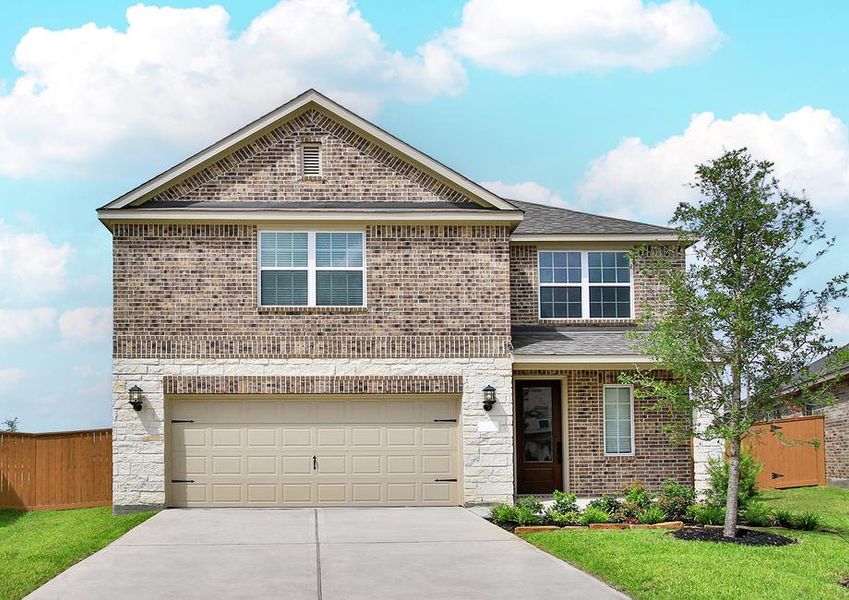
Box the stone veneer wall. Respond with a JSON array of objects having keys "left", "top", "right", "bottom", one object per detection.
[
  {"left": 516, "top": 369, "right": 693, "bottom": 494},
  {"left": 113, "top": 224, "right": 512, "bottom": 359},
  {"left": 510, "top": 244, "right": 686, "bottom": 327},
  {"left": 113, "top": 358, "right": 513, "bottom": 513}
]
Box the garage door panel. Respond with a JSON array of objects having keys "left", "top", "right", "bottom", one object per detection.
[{"left": 169, "top": 396, "right": 459, "bottom": 508}]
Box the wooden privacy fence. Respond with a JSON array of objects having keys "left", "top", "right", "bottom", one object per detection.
[
  {"left": 744, "top": 415, "right": 826, "bottom": 489},
  {"left": 0, "top": 429, "right": 112, "bottom": 510}
]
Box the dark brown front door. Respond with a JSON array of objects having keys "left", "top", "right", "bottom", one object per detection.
[{"left": 516, "top": 380, "right": 563, "bottom": 494}]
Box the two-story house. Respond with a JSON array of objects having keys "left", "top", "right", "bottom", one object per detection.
[{"left": 98, "top": 90, "right": 693, "bottom": 514}]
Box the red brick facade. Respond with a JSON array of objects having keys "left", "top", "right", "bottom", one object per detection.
[
  {"left": 516, "top": 369, "right": 693, "bottom": 494},
  {"left": 113, "top": 223, "right": 512, "bottom": 358},
  {"left": 163, "top": 375, "right": 463, "bottom": 396}
]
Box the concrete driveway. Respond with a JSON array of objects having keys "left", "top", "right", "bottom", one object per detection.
[{"left": 28, "top": 508, "right": 626, "bottom": 600}]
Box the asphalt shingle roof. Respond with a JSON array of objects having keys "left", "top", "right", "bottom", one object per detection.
[
  {"left": 509, "top": 199, "right": 678, "bottom": 236},
  {"left": 511, "top": 326, "right": 644, "bottom": 355}
]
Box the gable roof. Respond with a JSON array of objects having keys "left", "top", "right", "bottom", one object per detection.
[
  {"left": 99, "top": 89, "right": 519, "bottom": 213},
  {"left": 509, "top": 199, "right": 681, "bottom": 241}
]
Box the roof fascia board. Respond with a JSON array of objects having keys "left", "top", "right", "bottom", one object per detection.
[
  {"left": 101, "top": 90, "right": 517, "bottom": 212},
  {"left": 97, "top": 208, "right": 524, "bottom": 225},
  {"left": 512, "top": 354, "right": 657, "bottom": 366},
  {"left": 510, "top": 233, "right": 682, "bottom": 242}
]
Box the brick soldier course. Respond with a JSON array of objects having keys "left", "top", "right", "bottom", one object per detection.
[{"left": 100, "top": 89, "right": 699, "bottom": 513}]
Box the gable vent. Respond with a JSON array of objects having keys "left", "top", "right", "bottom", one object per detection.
[{"left": 302, "top": 144, "right": 321, "bottom": 177}]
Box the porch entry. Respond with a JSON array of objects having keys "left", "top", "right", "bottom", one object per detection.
[{"left": 515, "top": 380, "right": 563, "bottom": 494}]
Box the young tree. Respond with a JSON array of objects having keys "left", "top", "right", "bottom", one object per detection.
[
  {"left": 3, "top": 417, "right": 19, "bottom": 432},
  {"left": 624, "top": 148, "right": 849, "bottom": 538}
]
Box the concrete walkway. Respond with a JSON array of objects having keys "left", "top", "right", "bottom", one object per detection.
[{"left": 28, "top": 507, "right": 626, "bottom": 600}]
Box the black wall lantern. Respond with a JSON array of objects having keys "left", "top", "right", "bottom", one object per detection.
[
  {"left": 482, "top": 385, "right": 496, "bottom": 411},
  {"left": 128, "top": 385, "right": 143, "bottom": 411}
]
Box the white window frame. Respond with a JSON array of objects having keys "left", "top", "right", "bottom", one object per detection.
[
  {"left": 258, "top": 230, "right": 366, "bottom": 307},
  {"left": 537, "top": 249, "right": 634, "bottom": 321},
  {"left": 602, "top": 384, "right": 635, "bottom": 457}
]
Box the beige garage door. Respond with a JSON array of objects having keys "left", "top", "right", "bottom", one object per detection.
[{"left": 168, "top": 396, "right": 460, "bottom": 507}]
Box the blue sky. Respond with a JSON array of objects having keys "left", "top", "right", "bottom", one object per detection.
[{"left": 1, "top": 0, "right": 848, "bottom": 431}]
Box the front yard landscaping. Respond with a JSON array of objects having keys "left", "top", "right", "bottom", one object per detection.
[
  {"left": 514, "top": 486, "right": 849, "bottom": 599},
  {"left": 0, "top": 506, "right": 156, "bottom": 600}
]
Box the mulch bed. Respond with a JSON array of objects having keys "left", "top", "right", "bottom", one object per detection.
[{"left": 671, "top": 526, "right": 797, "bottom": 546}]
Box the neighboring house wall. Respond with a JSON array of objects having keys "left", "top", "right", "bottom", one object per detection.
[
  {"left": 821, "top": 381, "right": 849, "bottom": 481},
  {"left": 112, "top": 223, "right": 512, "bottom": 358},
  {"left": 510, "top": 244, "right": 685, "bottom": 327},
  {"left": 515, "top": 368, "right": 693, "bottom": 494}
]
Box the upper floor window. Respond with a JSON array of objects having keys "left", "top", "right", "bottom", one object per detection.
[
  {"left": 538, "top": 250, "right": 632, "bottom": 320},
  {"left": 259, "top": 231, "right": 364, "bottom": 307}
]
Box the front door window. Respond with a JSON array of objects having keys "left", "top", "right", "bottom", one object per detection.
[{"left": 522, "top": 387, "right": 553, "bottom": 462}]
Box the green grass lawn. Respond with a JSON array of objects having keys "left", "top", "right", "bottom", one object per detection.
[
  {"left": 760, "top": 486, "right": 849, "bottom": 532},
  {"left": 522, "top": 487, "right": 849, "bottom": 600},
  {"left": 0, "top": 506, "right": 156, "bottom": 600},
  {"left": 523, "top": 528, "right": 849, "bottom": 600}
]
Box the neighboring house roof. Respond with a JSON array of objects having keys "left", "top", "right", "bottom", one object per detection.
[
  {"left": 98, "top": 89, "right": 519, "bottom": 214},
  {"left": 780, "top": 344, "right": 849, "bottom": 395},
  {"left": 511, "top": 326, "right": 654, "bottom": 365},
  {"left": 509, "top": 199, "right": 681, "bottom": 241}
]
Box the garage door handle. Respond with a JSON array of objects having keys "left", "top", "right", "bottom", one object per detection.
[
  {"left": 171, "top": 479, "right": 195, "bottom": 483},
  {"left": 433, "top": 419, "right": 457, "bottom": 423},
  {"left": 313, "top": 455, "right": 318, "bottom": 471},
  {"left": 171, "top": 419, "right": 194, "bottom": 423},
  {"left": 434, "top": 478, "right": 457, "bottom": 482}
]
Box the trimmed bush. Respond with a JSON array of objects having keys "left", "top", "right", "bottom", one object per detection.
[
  {"left": 741, "top": 501, "right": 774, "bottom": 527},
  {"left": 545, "top": 508, "right": 581, "bottom": 526},
  {"left": 706, "top": 454, "right": 762, "bottom": 509},
  {"left": 580, "top": 506, "right": 612, "bottom": 525},
  {"left": 552, "top": 490, "right": 579, "bottom": 514},
  {"left": 690, "top": 503, "right": 725, "bottom": 526},
  {"left": 489, "top": 503, "right": 518, "bottom": 524},
  {"left": 637, "top": 506, "right": 666, "bottom": 525},
  {"left": 656, "top": 479, "right": 696, "bottom": 521},
  {"left": 514, "top": 496, "right": 543, "bottom": 525},
  {"left": 588, "top": 494, "right": 621, "bottom": 516}
]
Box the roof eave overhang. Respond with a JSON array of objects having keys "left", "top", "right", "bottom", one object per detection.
[
  {"left": 97, "top": 207, "right": 525, "bottom": 228},
  {"left": 510, "top": 233, "right": 682, "bottom": 243},
  {"left": 511, "top": 354, "right": 657, "bottom": 369},
  {"left": 100, "top": 90, "right": 518, "bottom": 213}
]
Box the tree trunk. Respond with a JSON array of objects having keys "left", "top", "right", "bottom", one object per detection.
[{"left": 723, "top": 434, "right": 741, "bottom": 538}]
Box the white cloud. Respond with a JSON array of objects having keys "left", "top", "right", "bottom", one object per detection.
[
  {"left": 0, "top": 0, "right": 467, "bottom": 177},
  {"left": 0, "top": 307, "right": 56, "bottom": 342},
  {"left": 0, "top": 368, "right": 25, "bottom": 386},
  {"left": 481, "top": 180, "right": 571, "bottom": 208},
  {"left": 441, "top": 0, "right": 722, "bottom": 75},
  {"left": 58, "top": 307, "right": 112, "bottom": 342},
  {"left": 821, "top": 308, "right": 849, "bottom": 347},
  {"left": 0, "top": 222, "right": 71, "bottom": 301},
  {"left": 578, "top": 107, "right": 849, "bottom": 222}
]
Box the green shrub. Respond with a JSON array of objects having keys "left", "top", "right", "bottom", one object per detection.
[
  {"left": 588, "top": 494, "right": 621, "bottom": 516},
  {"left": 689, "top": 503, "right": 725, "bottom": 526},
  {"left": 637, "top": 506, "right": 666, "bottom": 525},
  {"left": 545, "top": 508, "right": 581, "bottom": 526},
  {"left": 623, "top": 482, "right": 653, "bottom": 508},
  {"left": 552, "top": 490, "right": 579, "bottom": 514},
  {"left": 514, "top": 496, "right": 544, "bottom": 525},
  {"left": 773, "top": 509, "right": 795, "bottom": 528},
  {"left": 706, "top": 454, "right": 762, "bottom": 508},
  {"left": 489, "top": 503, "right": 518, "bottom": 523},
  {"left": 741, "top": 501, "right": 774, "bottom": 527},
  {"left": 580, "top": 506, "right": 612, "bottom": 525},
  {"left": 656, "top": 479, "right": 696, "bottom": 521},
  {"left": 789, "top": 511, "right": 821, "bottom": 531}
]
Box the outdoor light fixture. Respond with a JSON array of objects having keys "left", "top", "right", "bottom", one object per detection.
[
  {"left": 128, "top": 385, "right": 143, "bottom": 411},
  {"left": 482, "top": 385, "right": 496, "bottom": 411}
]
